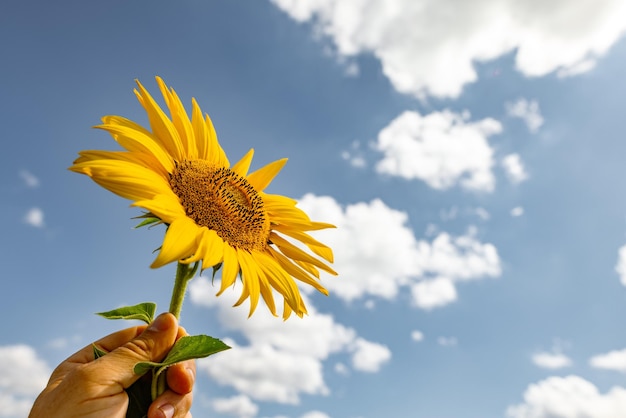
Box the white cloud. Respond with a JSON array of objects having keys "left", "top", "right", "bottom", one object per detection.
[
  {"left": 411, "top": 330, "right": 424, "bottom": 342},
  {"left": 615, "top": 245, "right": 626, "bottom": 286},
  {"left": 411, "top": 277, "right": 457, "bottom": 310},
  {"left": 23, "top": 207, "right": 44, "bottom": 228},
  {"left": 590, "top": 348, "right": 626, "bottom": 372},
  {"left": 511, "top": 207, "right": 525, "bottom": 217},
  {"left": 374, "top": 110, "right": 501, "bottom": 192},
  {"left": 506, "top": 375, "right": 626, "bottom": 418},
  {"left": 532, "top": 352, "right": 572, "bottom": 370},
  {"left": 202, "top": 341, "right": 329, "bottom": 405},
  {"left": 350, "top": 338, "right": 391, "bottom": 372},
  {"left": 271, "top": 0, "right": 626, "bottom": 99},
  {"left": 212, "top": 395, "right": 259, "bottom": 418},
  {"left": 506, "top": 99, "right": 544, "bottom": 133},
  {"left": 190, "top": 278, "right": 388, "bottom": 405},
  {"left": 502, "top": 153, "right": 529, "bottom": 184},
  {"left": 0, "top": 345, "right": 51, "bottom": 418},
  {"left": 19, "top": 170, "right": 39, "bottom": 188},
  {"left": 297, "top": 195, "right": 500, "bottom": 309}
]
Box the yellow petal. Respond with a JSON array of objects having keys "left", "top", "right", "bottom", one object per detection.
[
  {"left": 247, "top": 158, "right": 287, "bottom": 191},
  {"left": 190, "top": 97, "right": 229, "bottom": 166},
  {"left": 132, "top": 194, "right": 186, "bottom": 224},
  {"left": 70, "top": 160, "right": 171, "bottom": 201},
  {"left": 74, "top": 150, "right": 166, "bottom": 177},
  {"left": 272, "top": 226, "right": 334, "bottom": 263},
  {"left": 270, "top": 232, "right": 337, "bottom": 276},
  {"left": 231, "top": 149, "right": 254, "bottom": 178},
  {"left": 218, "top": 244, "right": 239, "bottom": 295},
  {"left": 235, "top": 249, "right": 261, "bottom": 317},
  {"left": 97, "top": 116, "right": 174, "bottom": 174},
  {"left": 267, "top": 247, "right": 329, "bottom": 295},
  {"left": 200, "top": 229, "right": 225, "bottom": 271},
  {"left": 156, "top": 78, "right": 197, "bottom": 160},
  {"left": 134, "top": 78, "right": 185, "bottom": 161},
  {"left": 151, "top": 217, "right": 199, "bottom": 268},
  {"left": 254, "top": 252, "right": 301, "bottom": 313}
]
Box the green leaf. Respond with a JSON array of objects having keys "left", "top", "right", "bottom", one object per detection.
[
  {"left": 93, "top": 344, "right": 108, "bottom": 359},
  {"left": 96, "top": 302, "right": 157, "bottom": 325},
  {"left": 134, "top": 335, "right": 230, "bottom": 375}
]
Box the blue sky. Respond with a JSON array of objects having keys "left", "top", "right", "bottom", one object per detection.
[{"left": 2, "top": 1, "right": 626, "bottom": 417}]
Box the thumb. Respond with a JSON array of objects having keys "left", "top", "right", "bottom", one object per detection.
[{"left": 94, "top": 313, "right": 179, "bottom": 390}]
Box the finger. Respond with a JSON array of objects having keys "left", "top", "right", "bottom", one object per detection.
[
  {"left": 64, "top": 325, "right": 146, "bottom": 365},
  {"left": 166, "top": 360, "right": 196, "bottom": 395},
  {"left": 86, "top": 313, "right": 179, "bottom": 390},
  {"left": 147, "top": 388, "right": 194, "bottom": 418}
]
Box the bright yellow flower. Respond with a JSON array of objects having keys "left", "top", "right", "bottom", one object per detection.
[{"left": 70, "top": 77, "right": 336, "bottom": 319}]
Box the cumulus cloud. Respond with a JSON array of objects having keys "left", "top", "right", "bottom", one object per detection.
[
  {"left": 506, "top": 99, "right": 544, "bottom": 133},
  {"left": 411, "top": 277, "right": 457, "bottom": 310},
  {"left": 0, "top": 345, "right": 50, "bottom": 418},
  {"left": 202, "top": 340, "right": 329, "bottom": 405},
  {"left": 23, "top": 207, "right": 44, "bottom": 228},
  {"left": 19, "top": 170, "right": 39, "bottom": 188},
  {"left": 212, "top": 395, "right": 258, "bottom": 418},
  {"left": 190, "top": 278, "right": 388, "bottom": 405},
  {"left": 298, "top": 195, "right": 500, "bottom": 310},
  {"left": 374, "top": 110, "right": 501, "bottom": 192},
  {"left": 501, "top": 154, "right": 529, "bottom": 184},
  {"left": 271, "top": 0, "right": 626, "bottom": 98},
  {"left": 506, "top": 375, "right": 626, "bottom": 418},
  {"left": 532, "top": 352, "right": 572, "bottom": 370},
  {"left": 351, "top": 338, "right": 392, "bottom": 372},
  {"left": 615, "top": 245, "right": 626, "bottom": 286},
  {"left": 590, "top": 348, "right": 626, "bottom": 372}
]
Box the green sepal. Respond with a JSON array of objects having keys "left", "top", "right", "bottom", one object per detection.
[
  {"left": 211, "top": 263, "right": 223, "bottom": 280},
  {"left": 96, "top": 302, "right": 157, "bottom": 325},
  {"left": 92, "top": 344, "right": 108, "bottom": 359},
  {"left": 133, "top": 212, "right": 162, "bottom": 229},
  {"left": 134, "top": 335, "right": 230, "bottom": 375},
  {"left": 135, "top": 217, "right": 162, "bottom": 228}
]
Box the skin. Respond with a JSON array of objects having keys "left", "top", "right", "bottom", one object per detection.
[{"left": 29, "top": 313, "right": 195, "bottom": 418}]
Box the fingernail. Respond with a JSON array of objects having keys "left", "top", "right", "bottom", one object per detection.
[
  {"left": 158, "top": 404, "right": 175, "bottom": 418},
  {"left": 148, "top": 313, "right": 171, "bottom": 332},
  {"left": 186, "top": 366, "right": 195, "bottom": 382}
]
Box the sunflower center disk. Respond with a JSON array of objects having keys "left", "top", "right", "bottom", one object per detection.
[{"left": 170, "top": 160, "right": 270, "bottom": 251}]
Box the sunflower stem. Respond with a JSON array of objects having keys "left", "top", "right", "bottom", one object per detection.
[
  {"left": 153, "top": 262, "right": 196, "bottom": 402},
  {"left": 169, "top": 262, "right": 194, "bottom": 320}
]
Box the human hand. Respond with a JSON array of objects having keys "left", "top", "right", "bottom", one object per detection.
[{"left": 29, "top": 313, "right": 195, "bottom": 418}]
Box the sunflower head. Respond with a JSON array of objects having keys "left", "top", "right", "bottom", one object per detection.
[{"left": 70, "top": 77, "right": 336, "bottom": 319}]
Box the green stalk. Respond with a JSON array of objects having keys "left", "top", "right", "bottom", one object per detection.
[
  {"left": 169, "top": 262, "right": 195, "bottom": 320},
  {"left": 152, "top": 261, "right": 197, "bottom": 401}
]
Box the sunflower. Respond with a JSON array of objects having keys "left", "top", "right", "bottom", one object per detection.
[{"left": 70, "top": 77, "right": 336, "bottom": 319}]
